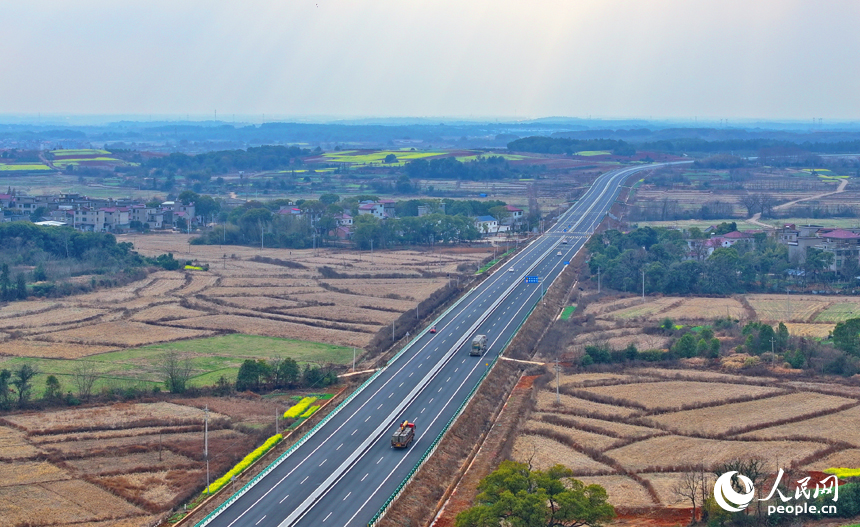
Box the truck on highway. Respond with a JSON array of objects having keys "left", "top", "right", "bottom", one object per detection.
[
  {"left": 391, "top": 421, "right": 415, "bottom": 448},
  {"left": 470, "top": 334, "right": 488, "bottom": 356}
]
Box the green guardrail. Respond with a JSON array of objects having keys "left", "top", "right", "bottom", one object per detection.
[
  {"left": 367, "top": 297, "right": 541, "bottom": 526},
  {"left": 475, "top": 248, "right": 516, "bottom": 275},
  {"left": 194, "top": 269, "right": 481, "bottom": 527}
]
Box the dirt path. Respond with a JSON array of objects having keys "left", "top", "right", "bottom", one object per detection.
[{"left": 746, "top": 178, "right": 848, "bottom": 229}]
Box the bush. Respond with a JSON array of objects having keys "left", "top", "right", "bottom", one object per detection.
[
  {"left": 204, "top": 433, "right": 282, "bottom": 494},
  {"left": 284, "top": 397, "right": 317, "bottom": 419}
]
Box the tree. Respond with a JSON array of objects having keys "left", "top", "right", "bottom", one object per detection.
[
  {"left": 833, "top": 318, "right": 860, "bottom": 356},
  {"left": 0, "top": 263, "right": 10, "bottom": 301},
  {"left": 672, "top": 334, "right": 698, "bottom": 358},
  {"left": 674, "top": 467, "right": 707, "bottom": 525},
  {"left": 12, "top": 364, "right": 38, "bottom": 406},
  {"left": 236, "top": 359, "right": 264, "bottom": 392},
  {"left": 383, "top": 153, "right": 398, "bottom": 164},
  {"left": 0, "top": 369, "right": 11, "bottom": 410},
  {"left": 44, "top": 375, "right": 62, "bottom": 400},
  {"left": 71, "top": 361, "right": 99, "bottom": 400},
  {"left": 195, "top": 195, "right": 220, "bottom": 223},
  {"left": 319, "top": 193, "right": 340, "bottom": 205},
  {"left": 157, "top": 351, "right": 193, "bottom": 393},
  {"left": 456, "top": 461, "right": 614, "bottom": 527},
  {"left": 15, "top": 274, "right": 26, "bottom": 300},
  {"left": 274, "top": 357, "right": 300, "bottom": 388}
]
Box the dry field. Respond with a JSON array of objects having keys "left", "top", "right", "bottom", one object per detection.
[
  {"left": 586, "top": 293, "right": 860, "bottom": 327},
  {"left": 513, "top": 369, "right": 860, "bottom": 512},
  {"left": 0, "top": 395, "right": 293, "bottom": 527},
  {"left": 0, "top": 233, "right": 487, "bottom": 361}
]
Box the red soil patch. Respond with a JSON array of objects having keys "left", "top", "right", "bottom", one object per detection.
[
  {"left": 613, "top": 507, "right": 694, "bottom": 526},
  {"left": 515, "top": 375, "right": 539, "bottom": 389}
]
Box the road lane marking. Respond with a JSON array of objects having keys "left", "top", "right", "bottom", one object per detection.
[
  {"left": 343, "top": 491, "right": 351, "bottom": 501},
  {"left": 256, "top": 515, "right": 266, "bottom": 525},
  {"left": 388, "top": 393, "right": 393, "bottom": 398},
  {"left": 351, "top": 429, "right": 357, "bottom": 435},
  {"left": 365, "top": 416, "right": 371, "bottom": 422},
  {"left": 279, "top": 494, "right": 290, "bottom": 503},
  {"left": 446, "top": 377, "right": 450, "bottom": 382},
  {"left": 324, "top": 512, "right": 332, "bottom": 522},
  {"left": 337, "top": 443, "right": 342, "bottom": 450},
  {"left": 408, "top": 372, "right": 413, "bottom": 377},
  {"left": 361, "top": 473, "right": 368, "bottom": 482},
  {"left": 399, "top": 382, "right": 403, "bottom": 387},
  {"left": 320, "top": 459, "right": 327, "bottom": 466},
  {"left": 377, "top": 456, "right": 384, "bottom": 464},
  {"left": 301, "top": 476, "right": 308, "bottom": 484}
]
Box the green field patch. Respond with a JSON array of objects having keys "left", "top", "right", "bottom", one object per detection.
[
  {"left": 0, "top": 163, "right": 52, "bottom": 171},
  {"left": 321, "top": 150, "right": 445, "bottom": 164},
  {"left": 51, "top": 149, "right": 110, "bottom": 156},
  {"left": 574, "top": 150, "right": 611, "bottom": 156},
  {"left": 815, "top": 303, "right": 860, "bottom": 323},
  {"left": 3, "top": 334, "right": 353, "bottom": 393},
  {"left": 560, "top": 306, "right": 577, "bottom": 320}
]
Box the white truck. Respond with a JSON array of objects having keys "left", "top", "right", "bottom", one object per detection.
[{"left": 470, "top": 334, "right": 488, "bottom": 356}]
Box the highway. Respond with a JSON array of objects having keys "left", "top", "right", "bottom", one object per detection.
[{"left": 198, "top": 163, "right": 677, "bottom": 527}]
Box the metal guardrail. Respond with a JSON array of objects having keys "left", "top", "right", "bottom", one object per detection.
[
  {"left": 194, "top": 269, "right": 484, "bottom": 527},
  {"left": 366, "top": 299, "right": 540, "bottom": 526},
  {"left": 365, "top": 173, "right": 629, "bottom": 526}
]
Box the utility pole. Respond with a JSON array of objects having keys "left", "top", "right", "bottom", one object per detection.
[
  {"left": 391, "top": 321, "right": 394, "bottom": 342},
  {"left": 598, "top": 266, "right": 601, "bottom": 294},
  {"left": 275, "top": 407, "right": 279, "bottom": 435},
  {"left": 204, "top": 406, "right": 210, "bottom": 494},
  {"left": 555, "top": 353, "right": 560, "bottom": 404}
]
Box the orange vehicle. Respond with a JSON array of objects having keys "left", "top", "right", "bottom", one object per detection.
[
  {"left": 391, "top": 421, "right": 415, "bottom": 448},
  {"left": 430, "top": 326, "right": 437, "bottom": 333}
]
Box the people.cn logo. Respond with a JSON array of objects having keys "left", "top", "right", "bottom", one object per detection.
[{"left": 714, "top": 471, "right": 756, "bottom": 512}]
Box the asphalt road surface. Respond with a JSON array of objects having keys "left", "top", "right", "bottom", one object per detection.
[{"left": 199, "top": 162, "right": 680, "bottom": 527}]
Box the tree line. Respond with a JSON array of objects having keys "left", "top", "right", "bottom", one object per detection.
[
  {"left": 586, "top": 225, "right": 795, "bottom": 295},
  {"left": 506, "top": 136, "right": 635, "bottom": 155}
]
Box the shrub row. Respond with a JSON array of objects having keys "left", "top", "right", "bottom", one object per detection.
[
  {"left": 284, "top": 397, "right": 317, "bottom": 419},
  {"left": 204, "top": 433, "right": 283, "bottom": 495}
]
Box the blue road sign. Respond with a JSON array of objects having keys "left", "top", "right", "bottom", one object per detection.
[{"left": 525, "top": 276, "right": 540, "bottom": 284}]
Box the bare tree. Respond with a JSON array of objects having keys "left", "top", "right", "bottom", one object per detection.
[
  {"left": 674, "top": 468, "right": 704, "bottom": 525},
  {"left": 71, "top": 361, "right": 99, "bottom": 400},
  {"left": 741, "top": 194, "right": 761, "bottom": 217},
  {"left": 157, "top": 351, "right": 194, "bottom": 394}
]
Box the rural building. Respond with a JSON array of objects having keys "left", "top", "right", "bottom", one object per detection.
[
  {"left": 475, "top": 215, "right": 498, "bottom": 234},
  {"left": 357, "top": 199, "right": 396, "bottom": 219}
]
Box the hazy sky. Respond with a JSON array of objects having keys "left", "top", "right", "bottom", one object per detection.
[{"left": 2, "top": 0, "right": 859, "bottom": 120}]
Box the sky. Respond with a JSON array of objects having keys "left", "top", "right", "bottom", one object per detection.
[{"left": 2, "top": 0, "right": 859, "bottom": 121}]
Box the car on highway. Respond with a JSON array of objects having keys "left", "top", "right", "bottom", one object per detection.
[
  {"left": 557, "top": 251, "right": 562, "bottom": 256},
  {"left": 508, "top": 267, "right": 515, "bottom": 272},
  {"left": 429, "top": 326, "right": 437, "bottom": 333}
]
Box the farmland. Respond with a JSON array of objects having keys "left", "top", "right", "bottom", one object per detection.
[
  {"left": 511, "top": 368, "right": 860, "bottom": 514},
  {"left": 0, "top": 396, "right": 310, "bottom": 526},
  {"left": 0, "top": 233, "right": 488, "bottom": 391},
  {"left": 577, "top": 293, "right": 860, "bottom": 348}
]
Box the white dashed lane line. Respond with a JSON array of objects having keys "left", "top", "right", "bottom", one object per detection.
[
  {"left": 324, "top": 512, "right": 332, "bottom": 522},
  {"left": 301, "top": 476, "right": 308, "bottom": 484},
  {"left": 256, "top": 515, "right": 266, "bottom": 525},
  {"left": 279, "top": 494, "right": 290, "bottom": 504}
]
